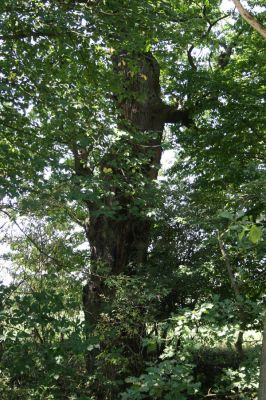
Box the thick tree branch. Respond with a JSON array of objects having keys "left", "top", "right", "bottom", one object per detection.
[
  {"left": 232, "top": 0, "right": 266, "bottom": 39},
  {"left": 162, "top": 104, "right": 193, "bottom": 127},
  {"left": 187, "top": 45, "right": 197, "bottom": 70}
]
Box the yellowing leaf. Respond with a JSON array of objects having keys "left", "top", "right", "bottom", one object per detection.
[
  {"left": 103, "top": 167, "right": 113, "bottom": 174},
  {"left": 118, "top": 59, "right": 126, "bottom": 67},
  {"left": 249, "top": 224, "right": 261, "bottom": 244},
  {"left": 8, "top": 72, "right": 17, "bottom": 81},
  {"left": 140, "top": 73, "right": 148, "bottom": 80}
]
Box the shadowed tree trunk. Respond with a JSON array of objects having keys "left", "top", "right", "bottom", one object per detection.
[{"left": 74, "top": 51, "right": 191, "bottom": 393}]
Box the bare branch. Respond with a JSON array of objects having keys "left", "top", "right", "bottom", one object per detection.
[
  {"left": 0, "top": 209, "right": 67, "bottom": 271},
  {"left": 186, "top": 12, "right": 230, "bottom": 70},
  {"left": 232, "top": 0, "right": 266, "bottom": 39},
  {"left": 187, "top": 45, "right": 197, "bottom": 70}
]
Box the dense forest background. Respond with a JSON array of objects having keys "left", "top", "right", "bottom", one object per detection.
[{"left": 0, "top": 0, "right": 265, "bottom": 399}]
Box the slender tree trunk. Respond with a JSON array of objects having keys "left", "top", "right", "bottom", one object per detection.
[
  {"left": 232, "top": 0, "right": 266, "bottom": 39},
  {"left": 218, "top": 233, "right": 246, "bottom": 357},
  {"left": 258, "top": 312, "right": 266, "bottom": 400}
]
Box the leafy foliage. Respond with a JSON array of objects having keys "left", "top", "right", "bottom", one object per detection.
[{"left": 0, "top": 0, "right": 265, "bottom": 399}]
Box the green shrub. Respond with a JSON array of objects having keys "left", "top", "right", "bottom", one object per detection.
[{"left": 121, "top": 360, "right": 201, "bottom": 400}]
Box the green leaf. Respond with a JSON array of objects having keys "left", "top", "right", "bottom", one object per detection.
[
  {"left": 218, "top": 211, "right": 234, "bottom": 220},
  {"left": 238, "top": 228, "right": 246, "bottom": 241},
  {"left": 248, "top": 225, "right": 261, "bottom": 244}
]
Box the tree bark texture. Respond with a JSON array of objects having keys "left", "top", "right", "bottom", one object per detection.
[
  {"left": 75, "top": 51, "right": 190, "bottom": 387},
  {"left": 232, "top": 0, "right": 266, "bottom": 39},
  {"left": 82, "top": 53, "right": 163, "bottom": 376}
]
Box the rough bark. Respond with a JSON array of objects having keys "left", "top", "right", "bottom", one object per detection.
[
  {"left": 81, "top": 53, "right": 162, "bottom": 377},
  {"left": 76, "top": 51, "right": 190, "bottom": 391}
]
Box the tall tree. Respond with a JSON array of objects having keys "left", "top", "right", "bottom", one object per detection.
[{"left": 0, "top": 1, "right": 265, "bottom": 398}]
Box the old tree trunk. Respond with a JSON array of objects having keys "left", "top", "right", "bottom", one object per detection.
[{"left": 73, "top": 51, "right": 190, "bottom": 388}]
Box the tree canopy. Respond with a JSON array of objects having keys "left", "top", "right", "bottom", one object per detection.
[{"left": 0, "top": 1, "right": 265, "bottom": 399}]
